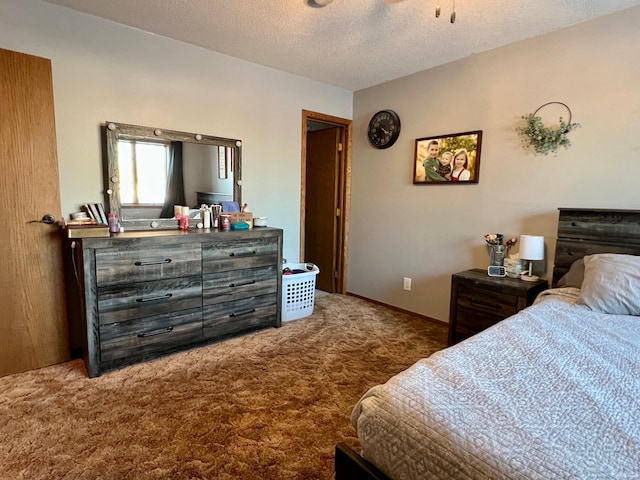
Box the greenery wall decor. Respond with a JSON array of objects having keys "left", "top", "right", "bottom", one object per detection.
[{"left": 516, "top": 102, "right": 580, "bottom": 155}]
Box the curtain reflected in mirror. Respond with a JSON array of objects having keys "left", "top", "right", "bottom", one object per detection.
[
  {"left": 105, "top": 122, "right": 242, "bottom": 231},
  {"left": 160, "top": 142, "right": 185, "bottom": 218}
]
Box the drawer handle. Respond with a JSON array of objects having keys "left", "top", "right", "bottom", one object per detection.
[
  {"left": 137, "top": 327, "right": 174, "bottom": 338},
  {"left": 136, "top": 293, "right": 173, "bottom": 303},
  {"left": 470, "top": 298, "right": 501, "bottom": 310},
  {"left": 134, "top": 259, "right": 172, "bottom": 266},
  {"left": 229, "top": 250, "right": 257, "bottom": 258},
  {"left": 229, "top": 280, "right": 256, "bottom": 288},
  {"left": 230, "top": 308, "right": 256, "bottom": 318}
]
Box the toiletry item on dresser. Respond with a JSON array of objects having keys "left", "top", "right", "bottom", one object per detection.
[
  {"left": 231, "top": 222, "right": 250, "bottom": 230},
  {"left": 253, "top": 217, "right": 268, "bottom": 228},
  {"left": 108, "top": 213, "right": 120, "bottom": 233},
  {"left": 212, "top": 204, "right": 221, "bottom": 229},
  {"left": 201, "top": 204, "right": 211, "bottom": 229},
  {"left": 180, "top": 206, "right": 190, "bottom": 231}
]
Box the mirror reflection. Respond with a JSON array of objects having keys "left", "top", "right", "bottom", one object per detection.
[{"left": 105, "top": 122, "right": 242, "bottom": 230}]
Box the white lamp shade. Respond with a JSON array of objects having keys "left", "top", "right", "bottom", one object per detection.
[{"left": 519, "top": 235, "right": 545, "bottom": 260}]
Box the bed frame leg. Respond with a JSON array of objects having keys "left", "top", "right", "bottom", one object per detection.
[{"left": 335, "top": 442, "right": 392, "bottom": 480}]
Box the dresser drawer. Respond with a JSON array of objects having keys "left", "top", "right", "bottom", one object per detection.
[
  {"left": 456, "top": 284, "right": 517, "bottom": 317},
  {"left": 203, "top": 265, "right": 278, "bottom": 306},
  {"left": 95, "top": 244, "right": 202, "bottom": 286},
  {"left": 97, "top": 276, "right": 202, "bottom": 325},
  {"left": 455, "top": 308, "right": 503, "bottom": 336},
  {"left": 99, "top": 308, "right": 202, "bottom": 362},
  {"left": 203, "top": 294, "right": 277, "bottom": 339},
  {"left": 203, "top": 238, "right": 278, "bottom": 273}
]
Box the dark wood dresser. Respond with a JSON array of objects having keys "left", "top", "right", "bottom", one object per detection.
[
  {"left": 448, "top": 268, "right": 548, "bottom": 346},
  {"left": 68, "top": 228, "right": 282, "bottom": 377}
]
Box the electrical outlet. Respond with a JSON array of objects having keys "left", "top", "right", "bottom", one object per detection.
[{"left": 403, "top": 277, "right": 412, "bottom": 291}]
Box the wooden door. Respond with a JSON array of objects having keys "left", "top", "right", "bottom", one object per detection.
[
  {"left": 0, "top": 48, "right": 69, "bottom": 377},
  {"left": 305, "top": 127, "right": 340, "bottom": 293}
]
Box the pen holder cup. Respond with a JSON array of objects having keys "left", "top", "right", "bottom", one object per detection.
[{"left": 488, "top": 245, "right": 507, "bottom": 266}]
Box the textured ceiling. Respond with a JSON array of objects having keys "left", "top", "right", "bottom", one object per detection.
[{"left": 41, "top": 0, "right": 640, "bottom": 91}]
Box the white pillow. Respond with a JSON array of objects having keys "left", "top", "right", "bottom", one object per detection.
[{"left": 577, "top": 254, "right": 640, "bottom": 316}]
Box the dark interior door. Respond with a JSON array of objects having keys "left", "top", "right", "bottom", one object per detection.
[{"left": 305, "top": 127, "right": 340, "bottom": 293}]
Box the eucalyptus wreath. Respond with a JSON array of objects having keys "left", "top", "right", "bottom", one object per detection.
[{"left": 516, "top": 102, "right": 580, "bottom": 155}]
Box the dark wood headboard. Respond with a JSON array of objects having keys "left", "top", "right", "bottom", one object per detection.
[{"left": 553, "top": 208, "right": 640, "bottom": 286}]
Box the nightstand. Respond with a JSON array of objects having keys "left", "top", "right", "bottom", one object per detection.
[{"left": 448, "top": 268, "right": 548, "bottom": 346}]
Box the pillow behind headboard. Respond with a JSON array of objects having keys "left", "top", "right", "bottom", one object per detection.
[{"left": 557, "top": 258, "right": 585, "bottom": 288}]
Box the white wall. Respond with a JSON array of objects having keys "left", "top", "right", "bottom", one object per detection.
[
  {"left": 0, "top": 0, "right": 352, "bottom": 263},
  {"left": 350, "top": 6, "right": 640, "bottom": 322},
  {"left": 4, "top": 1, "right": 640, "bottom": 324}
]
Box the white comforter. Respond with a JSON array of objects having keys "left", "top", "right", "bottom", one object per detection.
[{"left": 351, "top": 289, "right": 640, "bottom": 479}]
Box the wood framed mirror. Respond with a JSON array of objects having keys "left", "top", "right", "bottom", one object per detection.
[{"left": 104, "top": 121, "right": 242, "bottom": 231}]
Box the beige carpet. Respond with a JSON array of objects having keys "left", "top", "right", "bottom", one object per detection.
[{"left": 0, "top": 294, "right": 447, "bottom": 480}]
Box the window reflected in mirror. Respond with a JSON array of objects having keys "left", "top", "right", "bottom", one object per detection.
[{"left": 118, "top": 139, "right": 169, "bottom": 206}]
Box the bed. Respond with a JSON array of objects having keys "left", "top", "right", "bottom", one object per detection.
[{"left": 336, "top": 208, "right": 640, "bottom": 480}]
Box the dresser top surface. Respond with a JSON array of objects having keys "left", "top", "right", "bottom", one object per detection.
[
  {"left": 73, "top": 227, "right": 282, "bottom": 247},
  {"left": 453, "top": 268, "right": 548, "bottom": 291}
]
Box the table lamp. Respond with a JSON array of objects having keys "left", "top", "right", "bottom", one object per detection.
[{"left": 519, "top": 235, "right": 544, "bottom": 281}]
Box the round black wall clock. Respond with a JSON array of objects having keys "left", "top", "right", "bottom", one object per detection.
[{"left": 367, "top": 109, "right": 401, "bottom": 149}]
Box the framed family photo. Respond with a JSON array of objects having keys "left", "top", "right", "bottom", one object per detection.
[{"left": 413, "top": 130, "right": 482, "bottom": 184}]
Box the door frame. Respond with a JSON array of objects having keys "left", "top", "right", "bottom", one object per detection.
[{"left": 300, "top": 110, "right": 352, "bottom": 294}]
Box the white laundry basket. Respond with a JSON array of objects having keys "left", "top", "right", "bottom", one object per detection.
[{"left": 281, "top": 263, "right": 320, "bottom": 321}]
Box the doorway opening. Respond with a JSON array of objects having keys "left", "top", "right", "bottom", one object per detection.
[{"left": 300, "top": 110, "right": 352, "bottom": 294}]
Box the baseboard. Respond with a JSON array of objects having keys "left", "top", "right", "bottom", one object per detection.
[{"left": 345, "top": 292, "right": 446, "bottom": 327}]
